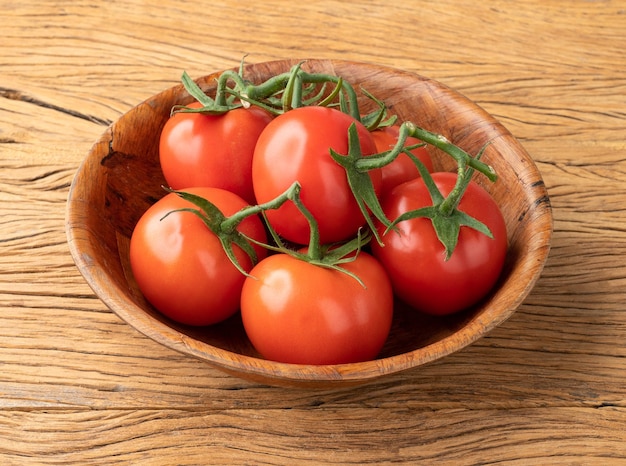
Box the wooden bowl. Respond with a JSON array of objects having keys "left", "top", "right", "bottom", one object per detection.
[{"left": 66, "top": 59, "right": 552, "bottom": 388}]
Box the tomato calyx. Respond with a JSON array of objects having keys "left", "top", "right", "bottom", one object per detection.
[
  {"left": 329, "top": 123, "right": 392, "bottom": 245},
  {"left": 348, "top": 120, "right": 498, "bottom": 259},
  {"left": 261, "top": 225, "right": 373, "bottom": 288},
  {"left": 242, "top": 181, "right": 373, "bottom": 286},
  {"left": 327, "top": 116, "right": 499, "bottom": 251},
  {"left": 160, "top": 188, "right": 260, "bottom": 275},
  {"left": 162, "top": 183, "right": 302, "bottom": 276},
  {"left": 172, "top": 71, "right": 235, "bottom": 115},
  {"left": 385, "top": 143, "right": 495, "bottom": 261},
  {"left": 162, "top": 181, "right": 371, "bottom": 284}
]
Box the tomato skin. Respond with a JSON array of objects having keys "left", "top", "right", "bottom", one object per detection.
[
  {"left": 159, "top": 102, "right": 273, "bottom": 204},
  {"left": 240, "top": 252, "right": 394, "bottom": 365},
  {"left": 371, "top": 172, "right": 507, "bottom": 315},
  {"left": 371, "top": 125, "right": 434, "bottom": 195},
  {"left": 129, "top": 187, "right": 267, "bottom": 326},
  {"left": 252, "top": 106, "right": 381, "bottom": 245}
]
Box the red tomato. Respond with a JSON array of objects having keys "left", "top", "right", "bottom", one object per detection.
[
  {"left": 371, "top": 125, "right": 434, "bottom": 195},
  {"left": 252, "top": 106, "right": 381, "bottom": 245},
  {"left": 371, "top": 172, "right": 507, "bottom": 315},
  {"left": 129, "top": 187, "right": 267, "bottom": 326},
  {"left": 240, "top": 251, "right": 394, "bottom": 365},
  {"left": 159, "top": 101, "right": 273, "bottom": 204}
]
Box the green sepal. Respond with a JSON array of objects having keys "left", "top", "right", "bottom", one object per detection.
[
  {"left": 385, "top": 163, "right": 494, "bottom": 260},
  {"left": 302, "top": 82, "right": 330, "bottom": 106},
  {"left": 281, "top": 62, "right": 305, "bottom": 112},
  {"left": 308, "top": 228, "right": 372, "bottom": 288},
  {"left": 240, "top": 195, "right": 374, "bottom": 288},
  {"left": 433, "top": 208, "right": 493, "bottom": 260},
  {"left": 359, "top": 87, "right": 398, "bottom": 131},
  {"left": 161, "top": 188, "right": 258, "bottom": 276},
  {"left": 329, "top": 123, "right": 393, "bottom": 245},
  {"left": 168, "top": 71, "right": 235, "bottom": 115},
  {"left": 181, "top": 71, "right": 215, "bottom": 107},
  {"left": 317, "top": 78, "right": 343, "bottom": 107}
]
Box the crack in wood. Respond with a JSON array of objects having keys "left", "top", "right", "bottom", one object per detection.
[{"left": 0, "top": 86, "right": 112, "bottom": 126}]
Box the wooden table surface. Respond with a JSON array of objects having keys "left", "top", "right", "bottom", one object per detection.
[{"left": 2, "top": 0, "right": 625, "bottom": 464}]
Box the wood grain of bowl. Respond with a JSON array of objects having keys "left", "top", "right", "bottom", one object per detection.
[{"left": 65, "top": 59, "right": 553, "bottom": 388}]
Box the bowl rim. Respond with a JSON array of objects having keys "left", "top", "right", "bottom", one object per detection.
[{"left": 65, "top": 58, "right": 553, "bottom": 387}]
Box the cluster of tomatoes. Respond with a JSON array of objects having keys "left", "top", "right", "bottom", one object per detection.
[{"left": 129, "top": 64, "right": 507, "bottom": 365}]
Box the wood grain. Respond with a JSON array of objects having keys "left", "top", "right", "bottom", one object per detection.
[
  {"left": 1, "top": 408, "right": 625, "bottom": 464},
  {"left": 1, "top": 0, "right": 625, "bottom": 463}
]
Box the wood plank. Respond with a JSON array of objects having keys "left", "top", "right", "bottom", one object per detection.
[
  {"left": 0, "top": 407, "right": 624, "bottom": 464},
  {"left": 1, "top": 0, "right": 626, "bottom": 462}
]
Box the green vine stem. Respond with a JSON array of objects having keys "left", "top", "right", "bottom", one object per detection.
[
  {"left": 164, "top": 182, "right": 371, "bottom": 284},
  {"left": 355, "top": 122, "right": 496, "bottom": 182},
  {"left": 162, "top": 183, "right": 302, "bottom": 276},
  {"left": 251, "top": 214, "right": 372, "bottom": 288},
  {"left": 330, "top": 119, "right": 498, "bottom": 257},
  {"left": 167, "top": 61, "right": 500, "bottom": 262},
  {"left": 172, "top": 61, "right": 368, "bottom": 120}
]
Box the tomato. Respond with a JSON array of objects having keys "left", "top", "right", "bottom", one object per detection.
[
  {"left": 371, "top": 125, "right": 434, "bottom": 195},
  {"left": 371, "top": 172, "right": 507, "bottom": 315},
  {"left": 240, "top": 251, "right": 394, "bottom": 365},
  {"left": 159, "top": 101, "right": 273, "bottom": 204},
  {"left": 252, "top": 106, "right": 381, "bottom": 245},
  {"left": 129, "top": 187, "right": 267, "bottom": 326}
]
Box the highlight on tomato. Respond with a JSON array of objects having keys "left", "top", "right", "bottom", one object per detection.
[
  {"left": 129, "top": 186, "right": 267, "bottom": 326},
  {"left": 240, "top": 250, "right": 394, "bottom": 365},
  {"left": 252, "top": 105, "right": 382, "bottom": 245},
  {"left": 159, "top": 101, "right": 273, "bottom": 204}
]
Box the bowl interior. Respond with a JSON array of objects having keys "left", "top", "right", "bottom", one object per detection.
[{"left": 66, "top": 59, "right": 552, "bottom": 388}]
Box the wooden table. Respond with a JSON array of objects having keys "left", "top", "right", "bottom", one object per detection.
[{"left": 2, "top": 0, "right": 625, "bottom": 463}]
